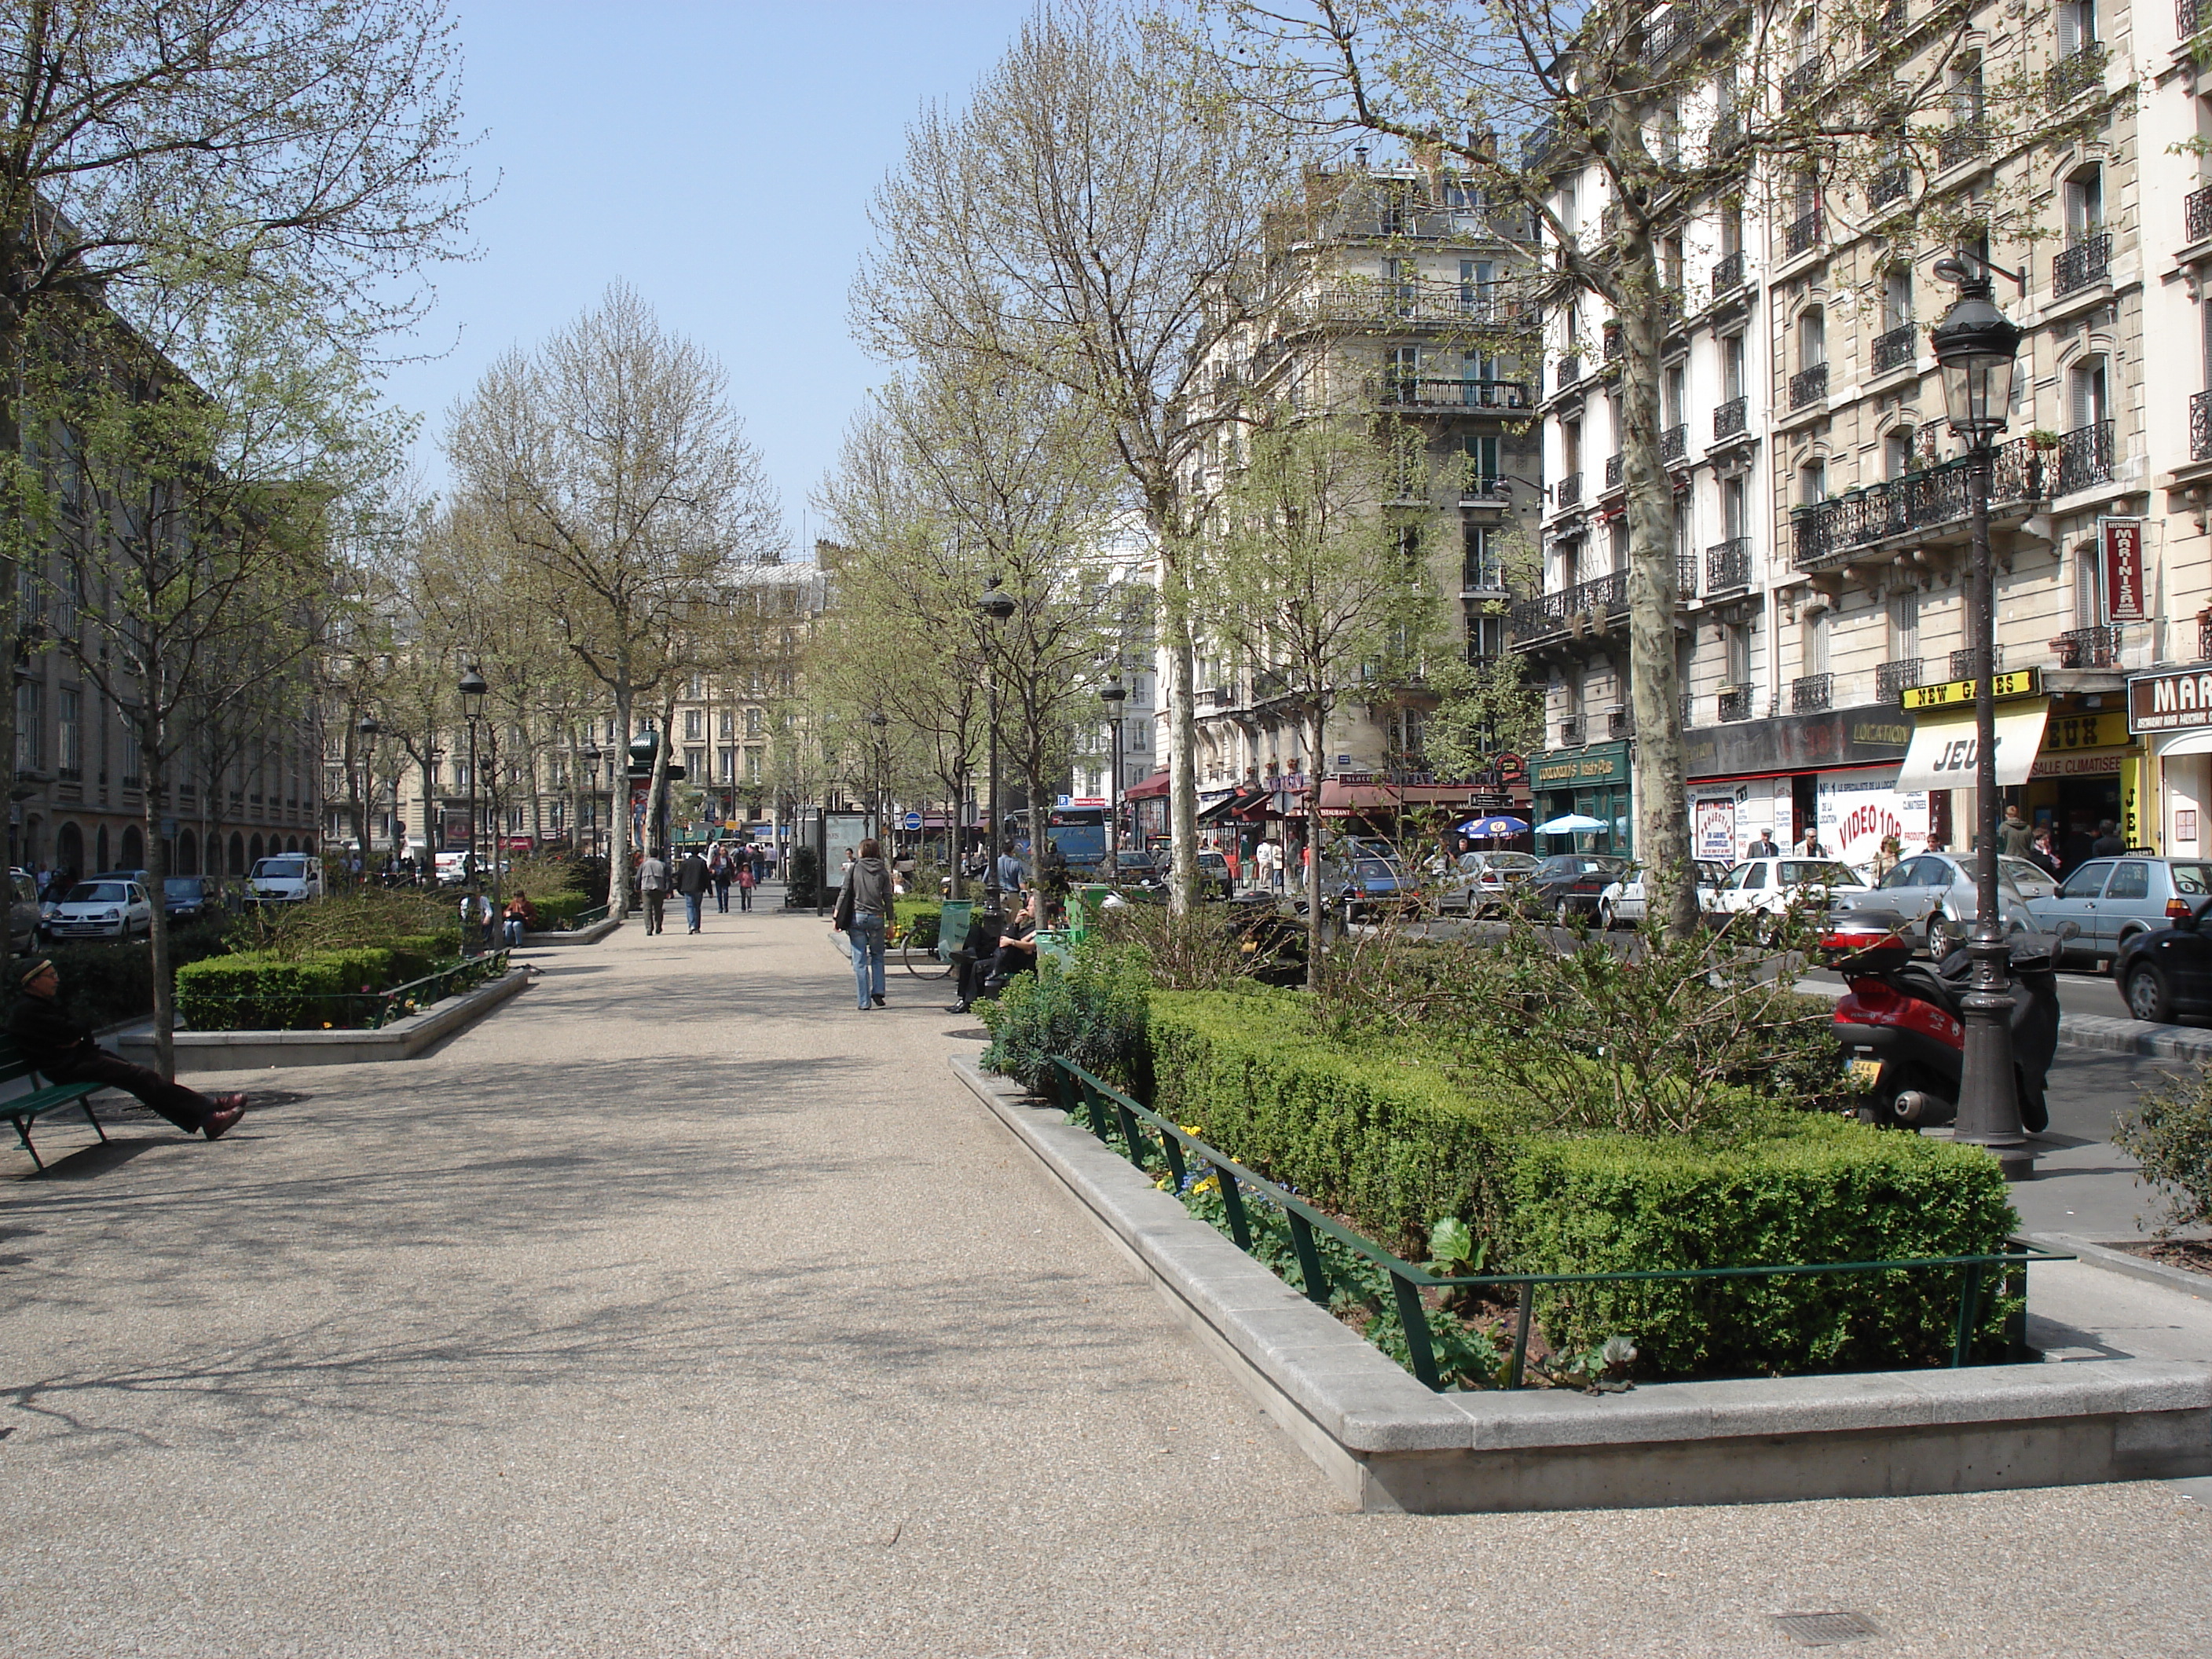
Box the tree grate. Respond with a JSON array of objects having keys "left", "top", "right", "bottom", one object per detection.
[{"left": 1774, "top": 1610, "right": 1883, "bottom": 1646}]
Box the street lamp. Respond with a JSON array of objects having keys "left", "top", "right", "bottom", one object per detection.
[
  {"left": 584, "top": 745, "right": 603, "bottom": 858},
  {"left": 356, "top": 714, "right": 380, "bottom": 882},
  {"left": 977, "top": 577, "right": 1017, "bottom": 893},
  {"left": 1930, "top": 255, "right": 2030, "bottom": 1180},
  {"left": 1099, "top": 679, "right": 1127, "bottom": 878},
  {"left": 458, "top": 664, "right": 488, "bottom": 899}
]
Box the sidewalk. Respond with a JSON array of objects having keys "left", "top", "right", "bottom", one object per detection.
[{"left": 0, "top": 906, "right": 2207, "bottom": 1656}]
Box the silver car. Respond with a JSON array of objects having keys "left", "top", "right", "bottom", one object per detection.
[
  {"left": 1431, "top": 850, "right": 1542, "bottom": 917},
  {"left": 1829, "top": 851, "right": 2057, "bottom": 951},
  {"left": 2023, "top": 855, "right": 2212, "bottom": 967}
]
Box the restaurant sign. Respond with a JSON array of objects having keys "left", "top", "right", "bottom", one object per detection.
[{"left": 2130, "top": 667, "right": 2212, "bottom": 734}]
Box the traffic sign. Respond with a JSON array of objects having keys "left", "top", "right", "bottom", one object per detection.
[{"left": 901, "top": 811, "right": 924, "bottom": 832}]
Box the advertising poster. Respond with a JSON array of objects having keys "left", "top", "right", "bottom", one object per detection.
[
  {"left": 1693, "top": 794, "right": 1737, "bottom": 861},
  {"left": 1816, "top": 771, "right": 1928, "bottom": 872}
]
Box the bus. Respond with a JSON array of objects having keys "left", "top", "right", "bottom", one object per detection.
[{"left": 1006, "top": 805, "right": 1110, "bottom": 872}]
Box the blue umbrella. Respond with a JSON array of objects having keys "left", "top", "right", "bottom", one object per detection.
[{"left": 1458, "top": 815, "right": 1529, "bottom": 837}]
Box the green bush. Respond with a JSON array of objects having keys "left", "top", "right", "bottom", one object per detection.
[
  {"left": 526, "top": 892, "right": 599, "bottom": 930},
  {"left": 977, "top": 939, "right": 1151, "bottom": 1093},
  {"left": 893, "top": 898, "right": 942, "bottom": 949},
  {"left": 2115, "top": 1067, "right": 2212, "bottom": 1234},
  {"left": 787, "top": 847, "right": 820, "bottom": 906},
  {"left": 176, "top": 947, "right": 401, "bottom": 1031},
  {"left": 0, "top": 924, "right": 233, "bottom": 1033}
]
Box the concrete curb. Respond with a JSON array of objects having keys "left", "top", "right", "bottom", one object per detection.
[
  {"left": 951, "top": 1055, "right": 2212, "bottom": 1513},
  {"left": 2026, "top": 1231, "right": 2212, "bottom": 1302},
  {"left": 521, "top": 914, "right": 621, "bottom": 947},
  {"left": 115, "top": 968, "right": 533, "bottom": 1071},
  {"left": 1793, "top": 976, "right": 2212, "bottom": 1060}
]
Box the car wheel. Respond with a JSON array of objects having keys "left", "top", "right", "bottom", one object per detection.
[
  {"left": 2126, "top": 964, "right": 2174, "bottom": 1024},
  {"left": 1753, "top": 910, "right": 1781, "bottom": 947},
  {"left": 1597, "top": 899, "right": 1616, "bottom": 930}
]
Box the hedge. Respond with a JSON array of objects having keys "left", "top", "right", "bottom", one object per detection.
[
  {"left": 1143, "top": 988, "right": 2019, "bottom": 1379},
  {"left": 527, "top": 892, "right": 599, "bottom": 929},
  {"left": 176, "top": 948, "right": 404, "bottom": 1031}
]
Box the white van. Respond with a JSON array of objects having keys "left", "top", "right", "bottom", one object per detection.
[{"left": 247, "top": 852, "right": 323, "bottom": 904}]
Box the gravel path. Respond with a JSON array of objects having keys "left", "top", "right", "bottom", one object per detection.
[{"left": 0, "top": 902, "right": 2207, "bottom": 1657}]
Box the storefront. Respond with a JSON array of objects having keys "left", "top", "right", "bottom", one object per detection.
[
  {"left": 2130, "top": 667, "right": 2212, "bottom": 857},
  {"left": 1682, "top": 709, "right": 1912, "bottom": 864},
  {"left": 1531, "top": 741, "right": 1632, "bottom": 854}
]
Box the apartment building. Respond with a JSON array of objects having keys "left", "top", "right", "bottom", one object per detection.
[
  {"left": 1522, "top": 0, "right": 2185, "bottom": 869},
  {"left": 1176, "top": 156, "right": 1545, "bottom": 839}
]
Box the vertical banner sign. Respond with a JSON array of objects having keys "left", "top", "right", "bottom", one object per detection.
[{"left": 2100, "top": 517, "right": 2147, "bottom": 624}]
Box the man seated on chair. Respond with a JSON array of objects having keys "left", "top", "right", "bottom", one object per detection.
[
  {"left": 947, "top": 893, "right": 1038, "bottom": 1013},
  {"left": 8, "top": 960, "right": 247, "bottom": 1141}
]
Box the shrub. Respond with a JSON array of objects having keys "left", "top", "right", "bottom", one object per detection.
[
  {"left": 977, "top": 939, "right": 1152, "bottom": 1093},
  {"left": 787, "top": 847, "right": 820, "bottom": 906},
  {"left": 176, "top": 947, "right": 403, "bottom": 1031},
  {"left": 527, "top": 892, "right": 600, "bottom": 930},
  {"left": 0, "top": 924, "right": 233, "bottom": 1034},
  {"left": 2115, "top": 1067, "right": 2212, "bottom": 1234},
  {"left": 235, "top": 889, "right": 452, "bottom": 958},
  {"left": 893, "top": 898, "right": 942, "bottom": 950}
]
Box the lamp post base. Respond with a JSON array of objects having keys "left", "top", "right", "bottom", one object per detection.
[{"left": 1954, "top": 925, "right": 2034, "bottom": 1181}]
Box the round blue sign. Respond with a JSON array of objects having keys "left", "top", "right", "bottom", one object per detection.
[{"left": 901, "top": 811, "right": 924, "bottom": 831}]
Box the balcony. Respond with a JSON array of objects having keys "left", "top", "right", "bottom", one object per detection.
[
  {"left": 1788, "top": 361, "right": 1829, "bottom": 410},
  {"left": 1871, "top": 323, "right": 1917, "bottom": 374},
  {"left": 2192, "top": 186, "right": 2212, "bottom": 247},
  {"left": 2051, "top": 232, "right": 2111, "bottom": 299},
  {"left": 1782, "top": 210, "right": 1822, "bottom": 259},
  {"left": 1948, "top": 646, "right": 2003, "bottom": 679},
  {"left": 1604, "top": 453, "right": 1624, "bottom": 491},
  {"left": 1460, "top": 471, "right": 1512, "bottom": 504},
  {"left": 1708, "top": 112, "right": 1744, "bottom": 159},
  {"left": 2185, "top": 0, "right": 2207, "bottom": 38},
  {"left": 1706, "top": 537, "right": 1752, "bottom": 591},
  {"left": 1936, "top": 125, "right": 1987, "bottom": 172},
  {"left": 1507, "top": 570, "right": 1628, "bottom": 640},
  {"left": 2202, "top": 609, "right": 2212, "bottom": 663},
  {"left": 1558, "top": 355, "right": 1582, "bottom": 388},
  {"left": 1607, "top": 707, "right": 1634, "bottom": 739},
  {"left": 1718, "top": 684, "right": 1755, "bottom": 722},
  {"left": 1558, "top": 716, "right": 1585, "bottom": 747},
  {"left": 2053, "top": 625, "right": 2122, "bottom": 668},
  {"left": 1555, "top": 471, "right": 1583, "bottom": 507},
  {"left": 1710, "top": 250, "right": 1746, "bottom": 296},
  {"left": 1868, "top": 167, "right": 1910, "bottom": 211},
  {"left": 1679, "top": 692, "right": 1697, "bottom": 728},
  {"left": 1783, "top": 61, "right": 1822, "bottom": 107},
  {"left": 1207, "top": 686, "right": 1241, "bottom": 707},
  {"left": 1603, "top": 323, "right": 1623, "bottom": 361},
  {"left": 2194, "top": 390, "right": 2212, "bottom": 462},
  {"left": 1792, "top": 433, "right": 2056, "bottom": 569},
  {"left": 1713, "top": 395, "right": 1749, "bottom": 439},
  {"left": 2046, "top": 42, "right": 2108, "bottom": 108},
  {"left": 1659, "top": 423, "right": 1687, "bottom": 462},
  {"left": 2052, "top": 420, "right": 2114, "bottom": 496},
  {"left": 1678, "top": 551, "right": 1699, "bottom": 599},
  {"left": 1379, "top": 378, "right": 1534, "bottom": 412},
  {"left": 1791, "top": 674, "right": 1833, "bottom": 714},
  {"left": 1876, "top": 659, "right": 1924, "bottom": 701}
]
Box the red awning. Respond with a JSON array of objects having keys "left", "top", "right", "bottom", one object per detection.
[
  {"left": 1317, "top": 780, "right": 1493, "bottom": 815},
  {"left": 1121, "top": 770, "right": 1171, "bottom": 800}
]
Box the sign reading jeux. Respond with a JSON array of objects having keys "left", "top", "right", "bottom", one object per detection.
[{"left": 2101, "top": 517, "right": 2147, "bottom": 624}]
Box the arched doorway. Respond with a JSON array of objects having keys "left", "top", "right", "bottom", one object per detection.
[
  {"left": 177, "top": 829, "right": 198, "bottom": 875},
  {"left": 55, "top": 822, "right": 82, "bottom": 881},
  {"left": 229, "top": 833, "right": 245, "bottom": 875},
  {"left": 285, "top": 834, "right": 300, "bottom": 855},
  {"left": 120, "top": 825, "right": 144, "bottom": 870},
  {"left": 95, "top": 825, "right": 110, "bottom": 872},
  {"left": 248, "top": 834, "right": 264, "bottom": 866}
]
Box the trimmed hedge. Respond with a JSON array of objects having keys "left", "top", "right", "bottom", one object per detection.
[
  {"left": 526, "top": 893, "right": 599, "bottom": 929},
  {"left": 176, "top": 948, "right": 401, "bottom": 1031},
  {"left": 1143, "top": 988, "right": 2020, "bottom": 1379}
]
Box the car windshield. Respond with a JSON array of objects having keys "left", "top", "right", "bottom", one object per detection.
[
  {"left": 65, "top": 882, "right": 126, "bottom": 903},
  {"left": 164, "top": 878, "right": 205, "bottom": 897},
  {"left": 1778, "top": 861, "right": 1862, "bottom": 887},
  {"left": 1116, "top": 851, "right": 1156, "bottom": 870},
  {"left": 1999, "top": 857, "right": 2056, "bottom": 893}
]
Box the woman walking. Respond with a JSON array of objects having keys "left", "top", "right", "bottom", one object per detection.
[
  {"left": 831, "top": 837, "right": 894, "bottom": 1009},
  {"left": 710, "top": 846, "right": 734, "bottom": 914}
]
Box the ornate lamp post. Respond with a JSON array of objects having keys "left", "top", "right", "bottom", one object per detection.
[
  {"left": 1099, "top": 679, "right": 1126, "bottom": 878},
  {"left": 1930, "top": 256, "right": 2031, "bottom": 1179},
  {"left": 977, "top": 577, "right": 1016, "bottom": 892},
  {"left": 356, "top": 714, "right": 380, "bottom": 883},
  {"left": 584, "top": 745, "right": 603, "bottom": 858},
  {"left": 459, "top": 665, "right": 488, "bottom": 896}
]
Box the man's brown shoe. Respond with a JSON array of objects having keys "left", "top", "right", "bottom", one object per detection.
[{"left": 203, "top": 1095, "right": 247, "bottom": 1141}]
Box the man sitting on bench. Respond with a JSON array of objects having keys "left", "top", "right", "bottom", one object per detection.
[
  {"left": 8, "top": 960, "right": 247, "bottom": 1141},
  {"left": 947, "top": 894, "right": 1038, "bottom": 1013}
]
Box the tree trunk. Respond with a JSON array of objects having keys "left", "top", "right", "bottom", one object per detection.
[
  {"left": 1163, "top": 549, "right": 1199, "bottom": 917},
  {"left": 141, "top": 722, "right": 174, "bottom": 1078},
  {"left": 643, "top": 689, "right": 675, "bottom": 860},
  {"left": 1306, "top": 701, "right": 1328, "bottom": 989},
  {"left": 607, "top": 680, "right": 634, "bottom": 914},
  {"left": 0, "top": 298, "right": 22, "bottom": 962}
]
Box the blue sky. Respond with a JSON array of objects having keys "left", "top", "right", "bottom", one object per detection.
[{"left": 377, "top": 1, "right": 1039, "bottom": 552}]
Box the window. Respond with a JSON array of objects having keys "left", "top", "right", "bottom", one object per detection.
[
  {"left": 1725, "top": 621, "right": 1752, "bottom": 684},
  {"left": 2070, "top": 357, "right": 2108, "bottom": 430},
  {"left": 2058, "top": 861, "right": 2111, "bottom": 898},
  {"left": 1562, "top": 419, "right": 1582, "bottom": 475},
  {"left": 1465, "top": 524, "right": 1503, "bottom": 590},
  {"left": 13, "top": 682, "right": 38, "bottom": 771},
  {"left": 1383, "top": 344, "right": 1419, "bottom": 400},
  {"left": 1662, "top": 235, "right": 1684, "bottom": 291},
  {"left": 745, "top": 707, "right": 764, "bottom": 738},
  {"left": 719, "top": 748, "right": 735, "bottom": 782},
  {"left": 745, "top": 748, "right": 762, "bottom": 783},
  {"left": 1801, "top": 611, "right": 1829, "bottom": 676},
  {"left": 1883, "top": 265, "right": 1913, "bottom": 331},
  {"left": 686, "top": 746, "right": 704, "bottom": 779},
  {"left": 683, "top": 709, "right": 702, "bottom": 741},
  {"left": 1610, "top": 518, "right": 1631, "bottom": 573},
  {"left": 1719, "top": 203, "right": 1743, "bottom": 258},
  {"left": 719, "top": 709, "right": 735, "bottom": 739},
  {"left": 58, "top": 688, "right": 80, "bottom": 776},
  {"left": 1885, "top": 427, "right": 1917, "bottom": 479},
  {"left": 2058, "top": 0, "right": 2098, "bottom": 53},
  {"left": 1459, "top": 258, "right": 1495, "bottom": 317},
  {"left": 1889, "top": 590, "right": 1920, "bottom": 659},
  {"left": 2107, "top": 861, "right": 2150, "bottom": 899},
  {"left": 1798, "top": 308, "right": 1826, "bottom": 369},
  {"left": 1465, "top": 430, "right": 1500, "bottom": 485},
  {"left": 1800, "top": 460, "right": 1826, "bottom": 505},
  {"left": 2065, "top": 167, "right": 2103, "bottom": 242},
  {"left": 1383, "top": 255, "right": 1415, "bottom": 317},
  {"left": 1722, "top": 333, "right": 1746, "bottom": 400},
  {"left": 1664, "top": 364, "right": 1686, "bottom": 428}
]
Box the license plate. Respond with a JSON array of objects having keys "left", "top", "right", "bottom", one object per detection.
[{"left": 1846, "top": 1058, "right": 1883, "bottom": 1085}]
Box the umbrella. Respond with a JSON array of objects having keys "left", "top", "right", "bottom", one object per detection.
[
  {"left": 1458, "top": 815, "right": 1529, "bottom": 837},
  {"left": 1535, "top": 813, "right": 1608, "bottom": 834}
]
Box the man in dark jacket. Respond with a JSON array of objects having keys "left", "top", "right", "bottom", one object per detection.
[
  {"left": 673, "top": 849, "right": 712, "bottom": 934},
  {"left": 9, "top": 960, "right": 245, "bottom": 1140},
  {"left": 832, "top": 838, "right": 895, "bottom": 1009}
]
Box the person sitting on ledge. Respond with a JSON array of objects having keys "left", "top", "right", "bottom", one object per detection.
[{"left": 8, "top": 959, "right": 247, "bottom": 1141}]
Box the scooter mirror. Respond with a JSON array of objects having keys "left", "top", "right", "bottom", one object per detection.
[{"left": 2053, "top": 919, "right": 2082, "bottom": 941}]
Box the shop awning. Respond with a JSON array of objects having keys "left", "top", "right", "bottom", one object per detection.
[
  {"left": 1121, "top": 770, "right": 1171, "bottom": 800},
  {"left": 1895, "top": 699, "right": 2049, "bottom": 792},
  {"left": 1317, "top": 780, "right": 1494, "bottom": 814},
  {"left": 2159, "top": 729, "right": 2212, "bottom": 758}
]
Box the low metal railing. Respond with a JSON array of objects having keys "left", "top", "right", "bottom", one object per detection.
[
  {"left": 1783, "top": 210, "right": 1822, "bottom": 258},
  {"left": 2195, "top": 390, "right": 2212, "bottom": 463},
  {"left": 1660, "top": 423, "right": 1687, "bottom": 462},
  {"left": 2055, "top": 624, "right": 2122, "bottom": 668},
  {"left": 1049, "top": 1057, "right": 2064, "bottom": 1390},
  {"left": 1709, "top": 250, "right": 1746, "bottom": 295},
  {"left": 2189, "top": 185, "right": 2212, "bottom": 247},
  {"left": 1877, "top": 658, "right": 1924, "bottom": 700},
  {"left": 180, "top": 950, "right": 513, "bottom": 1033},
  {"left": 1937, "top": 125, "right": 1986, "bottom": 171},
  {"left": 551, "top": 903, "right": 610, "bottom": 932},
  {"left": 1792, "top": 673, "right": 1833, "bottom": 713},
  {"left": 1713, "top": 395, "right": 1748, "bottom": 439},
  {"left": 1872, "top": 322, "right": 1917, "bottom": 373},
  {"left": 1789, "top": 362, "right": 1829, "bottom": 409}
]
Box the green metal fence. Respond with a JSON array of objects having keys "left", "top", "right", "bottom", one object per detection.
[{"left": 1046, "top": 1056, "right": 2070, "bottom": 1392}]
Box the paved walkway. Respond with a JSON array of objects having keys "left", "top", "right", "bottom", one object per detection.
[{"left": 1, "top": 901, "right": 2209, "bottom": 1657}]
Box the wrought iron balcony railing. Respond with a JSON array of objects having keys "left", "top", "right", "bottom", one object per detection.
[
  {"left": 1558, "top": 355, "right": 1582, "bottom": 388},
  {"left": 1659, "top": 423, "right": 1687, "bottom": 462},
  {"left": 1872, "top": 323, "right": 1917, "bottom": 374},
  {"left": 1876, "top": 659, "right": 1924, "bottom": 701},
  {"left": 2052, "top": 232, "right": 2111, "bottom": 299},
  {"left": 2046, "top": 42, "right": 2108, "bottom": 108},
  {"left": 1792, "top": 674, "right": 1833, "bottom": 714},
  {"left": 1783, "top": 62, "right": 1822, "bottom": 107},
  {"left": 1603, "top": 323, "right": 1624, "bottom": 360},
  {"left": 2194, "top": 390, "right": 2212, "bottom": 462},
  {"left": 1868, "top": 167, "right": 1910, "bottom": 210},
  {"left": 1506, "top": 569, "right": 1629, "bottom": 638},
  {"left": 1555, "top": 470, "right": 1582, "bottom": 507},
  {"left": 1604, "top": 453, "right": 1624, "bottom": 491},
  {"left": 2191, "top": 185, "right": 2212, "bottom": 247},
  {"left": 1678, "top": 552, "right": 1698, "bottom": 599},
  {"left": 2202, "top": 610, "right": 2212, "bottom": 664},
  {"left": 1949, "top": 646, "right": 2003, "bottom": 680},
  {"left": 1792, "top": 434, "right": 2050, "bottom": 567},
  {"left": 1783, "top": 210, "right": 1822, "bottom": 258},
  {"left": 1937, "top": 125, "right": 1987, "bottom": 171},
  {"left": 1789, "top": 361, "right": 1829, "bottom": 409},
  {"left": 1713, "top": 395, "right": 1749, "bottom": 439},
  {"left": 1379, "top": 378, "right": 1535, "bottom": 410},
  {"left": 1706, "top": 537, "right": 1752, "bottom": 591},
  {"left": 2053, "top": 420, "right": 2114, "bottom": 496},
  {"left": 1710, "top": 249, "right": 1746, "bottom": 296},
  {"left": 2054, "top": 625, "right": 2122, "bottom": 668},
  {"left": 1718, "top": 683, "right": 1755, "bottom": 722}
]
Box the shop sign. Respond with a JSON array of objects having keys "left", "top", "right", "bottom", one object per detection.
[
  {"left": 1532, "top": 741, "right": 1629, "bottom": 789},
  {"left": 1816, "top": 771, "right": 1928, "bottom": 870},
  {"left": 1683, "top": 708, "right": 1910, "bottom": 779},
  {"left": 2129, "top": 667, "right": 2212, "bottom": 734},
  {"left": 1692, "top": 793, "right": 1736, "bottom": 860},
  {"left": 2101, "top": 517, "right": 2147, "bottom": 624},
  {"left": 2040, "top": 709, "right": 2130, "bottom": 752},
  {"left": 1895, "top": 699, "right": 2050, "bottom": 791},
  {"left": 1899, "top": 668, "right": 2043, "bottom": 711}
]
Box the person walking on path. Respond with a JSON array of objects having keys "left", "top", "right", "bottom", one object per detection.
[
  {"left": 1998, "top": 804, "right": 2036, "bottom": 859},
  {"left": 675, "top": 849, "right": 712, "bottom": 934},
  {"left": 832, "top": 837, "right": 894, "bottom": 1009},
  {"left": 735, "top": 855, "right": 756, "bottom": 911},
  {"left": 637, "top": 849, "right": 670, "bottom": 936},
  {"left": 994, "top": 841, "right": 1024, "bottom": 900},
  {"left": 9, "top": 959, "right": 245, "bottom": 1140},
  {"left": 710, "top": 848, "right": 733, "bottom": 914}
]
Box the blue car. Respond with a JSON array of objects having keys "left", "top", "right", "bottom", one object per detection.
[{"left": 1315, "top": 850, "right": 1419, "bottom": 917}]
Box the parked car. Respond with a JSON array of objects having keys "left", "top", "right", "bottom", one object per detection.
[
  {"left": 163, "top": 874, "right": 222, "bottom": 922},
  {"left": 1431, "top": 849, "right": 1543, "bottom": 917},
  {"left": 2111, "top": 897, "right": 2212, "bottom": 1023},
  {"left": 1596, "top": 861, "right": 1732, "bottom": 929},
  {"left": 434, "top": 851, "right": 471, "bottom": 885},
  {"left": 246, "top": 852, "right": 322, "bottom": 904},
  {"left": 1708, "top": 857, "right": 1874, "bottom": 939},
  {"left": 1314, "top": 849, "right": 1420, "bottom": 918},
  {"left": 2022, "top": 855, "right": 2212, "bottom": 967},
  {"left": 1107, "top": 848, "right": 1166, "bottom": 896},
  {"left": 1191, "top": 849, "right": 1235, "bottom": 899},
  {"left": 1827, "top": 851, "right": 2056, "bottom": 952},
  {"left": 5, "top": 868, "right": 38, "bottom": 954},
  {"left": 1529, "top": 853, "right": 1632, "bottom": 924},
  {"left": 44, "top": 878, "right": 153, "bottom": 940}
]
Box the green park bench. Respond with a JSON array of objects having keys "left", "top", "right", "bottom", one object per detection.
[
  {"left": 0, "top": 1037, "right": 108, "bottom": 1171},
  {"left": 933, "top": 900, "right": 975, "bottom": 972}
]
